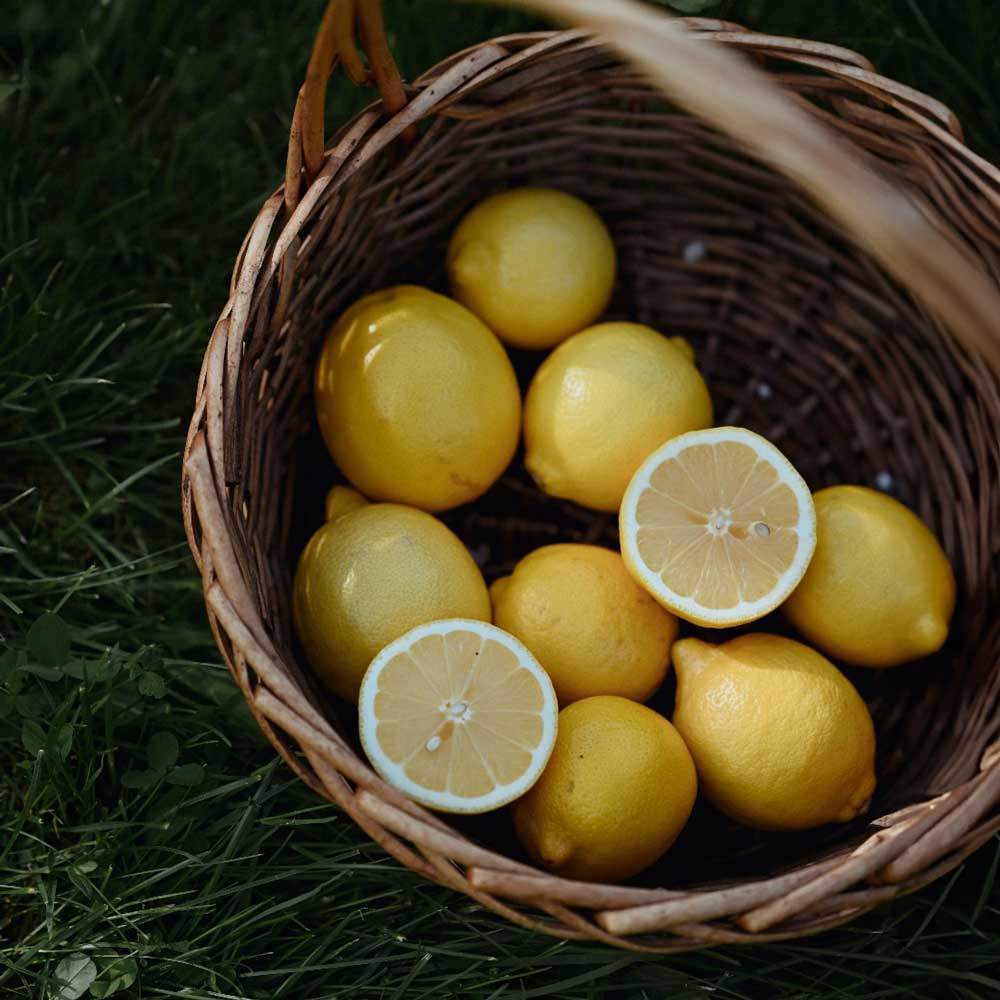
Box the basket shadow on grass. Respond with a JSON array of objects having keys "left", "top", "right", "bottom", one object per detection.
[{"left": 268, "top": 83, "right": 998, "bottom": 899}]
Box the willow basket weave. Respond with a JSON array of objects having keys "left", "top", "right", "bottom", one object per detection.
[{"left": 182, "top": 0, "right": 1000, "bottom": 950}]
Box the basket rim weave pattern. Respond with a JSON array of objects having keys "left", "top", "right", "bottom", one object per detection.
[{"left": 181, "top": 17, "right": 1000, "bottom": 951}]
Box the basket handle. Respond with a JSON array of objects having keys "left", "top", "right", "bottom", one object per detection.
[
  {"left": 510, "top": 0, "right": 1000, "bottom": 375},
  {"left": 286, "top": 0, "right": 407, "bottom": 208}
]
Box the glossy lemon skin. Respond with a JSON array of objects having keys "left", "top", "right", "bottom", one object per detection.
[
  {"left": 512, "top": 696, "right": 697, "bottom": 882},
  {"left": 292, "top": 503, "right": 491, "bottom": 701},
  {"left": 523, "top": 322, "right": 713, "bottom": 511},
  {"left": 784, "top": 486, "right": 956, "bottom": 668},
  {"left": 447, "top": 187, "right": 616, "bottom": 350},
  {"left": 491, "top": 544, "right": 678, "bottom": 705},
  {"left": 672, "top": 634, "right": 877, "bottom": 832},
  {"left": 314, "top": 285, "right": 521, "bottom": 513}
]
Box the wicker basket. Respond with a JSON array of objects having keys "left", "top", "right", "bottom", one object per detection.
[{"left": 182, "top": 0, "right": 1000, "bottom": 950}]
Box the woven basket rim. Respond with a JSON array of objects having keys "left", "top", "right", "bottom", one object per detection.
[{"left": 181, "top": 18, "right": 1000, "bottom": 950}]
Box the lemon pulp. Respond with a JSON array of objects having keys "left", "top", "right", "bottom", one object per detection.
[
  {"left": 359, "top": 620, "right": 558, "bottom": 814},
  {"left": 621, "top": 426, "right": 815, "bottom": 626}
]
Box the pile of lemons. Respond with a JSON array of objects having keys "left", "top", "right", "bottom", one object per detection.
[{"left": 294, "top": 187, "right": 956, "bottom": 884}]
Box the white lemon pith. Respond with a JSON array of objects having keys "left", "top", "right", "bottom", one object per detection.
[
  {"left": 620, "top": 426, "right": 816, "bottom": 626},
  {"left": 314, "top": 285, "right": 521, "bottom": 513},
  {"left": 359, "top": 619, "right": 558, "bottom": 814},
  {"left": 447, "top": 187, "right": 616, "bottom": 350},
  {"left": 523, "top": 322, "right": 713, "bottom": 512},
  {"left": 292, "top": 504, "right": 490, "bottom": 701}
]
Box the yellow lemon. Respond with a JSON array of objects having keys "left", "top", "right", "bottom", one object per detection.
[
  {"left": 447, "top": 187, "right": 616, "bottom": 350},
  {"left": 293, "top": 504, "right": 490, "bottom": 701},
  {"left": 359, "top": 619, "right": 558, "bottom": 813},
  {"left": 314, "top": 285, "right": 520, "bottom": 513},
  {"left": 512, "top": 696, "right": 696, "bottom": 882},
  {"left": 672, "top": 634, "right": 876, "bottom": 831},
  {"left": 524, "top": 322, "right": 712, "bottom": 511},
  {"left": 491, "top": 544, "right": 678, "bottom": 704},
  {"left": 620, "top": 427, "right": 816, "bottom": 627},
  {"left": 324, "top": 485, "right": 368, "bottom": 522},
  {"left": 783, "top": 486, "right": 955, "bottom": 668}
]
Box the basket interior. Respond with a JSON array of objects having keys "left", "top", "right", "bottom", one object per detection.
[{"left": 238, "top": 42, "right": 1000, "bottom": 888}]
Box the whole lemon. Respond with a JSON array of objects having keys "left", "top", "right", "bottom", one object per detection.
[
  {"left": 672, "top": 634, "right": 876, "bottom": 831},
  {"left": 315, "top": 285, "right": 520, "bottom": 513},
  {"left": 447, "top": 187, "right": 616, "bottom": 350},
  {"left": 512, "top": 696, "right": 697, "bottom": 882},
  {"left": 783, "top": 486, "right": 955, "bottom": 668},
  {"left": 293, "top": 503, "right": 490, "bottom": 701},
  {"left": 523, "top": 322, "right": 713, "bottom": 511},
  {"left": 491, "top": 544, "right": 678, "bottom": 704}
]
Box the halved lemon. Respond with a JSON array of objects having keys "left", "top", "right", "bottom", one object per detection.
[
  {"left": 358, "top": 620, "right": 558, "bottom": 813},
  {"left": 620, "top": 427, "right": 816, "bottom": 627}
]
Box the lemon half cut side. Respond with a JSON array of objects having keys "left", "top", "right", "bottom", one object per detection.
[
  {"left": 359, "top": 619, "right": 558, "bottom": 814},
  {"left": 620, "top": 427, "right": 816, "bottom": 627}
]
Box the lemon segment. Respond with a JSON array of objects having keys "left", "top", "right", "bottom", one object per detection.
[
  {"left": 620, "top": 426, "right": 816, "bottom": 627},
  {"left": 359, "top": 620, "right": 558, "bottom": 814}
]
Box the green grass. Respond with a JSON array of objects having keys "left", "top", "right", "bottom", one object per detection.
[{"left": 2, "top": 0, "right": 1000, "bottom": 996}]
